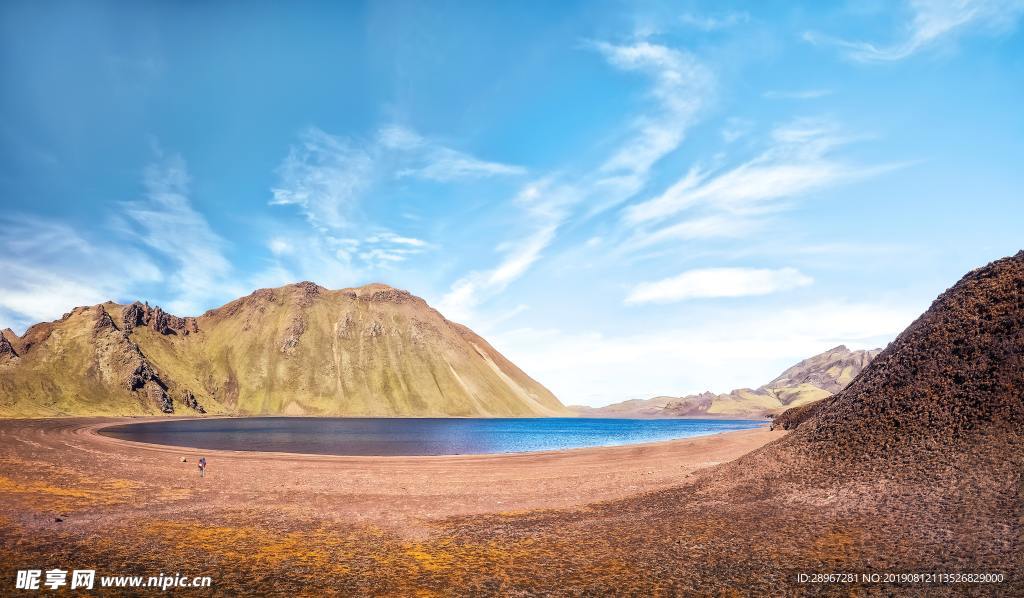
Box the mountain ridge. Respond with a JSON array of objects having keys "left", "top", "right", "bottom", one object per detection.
[
  {"left": 0, "top": 282, "right": 569, "bottom": 418},
  {"left": 575, "top": 344, "right": 882, "bottom": 419}
]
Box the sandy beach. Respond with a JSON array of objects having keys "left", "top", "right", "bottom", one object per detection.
[
  {"left": 0, "top": 417, "right": 779, "bottom": 529},
  {"left": 5, "top": 415, "right": 1017, "bottom": 595},
  {"left": 0, "top": 418, "right": 788, "bottom": 593}
]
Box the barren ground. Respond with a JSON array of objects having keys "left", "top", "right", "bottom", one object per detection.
[
  {"left": 0, "top": 418, "right": 783, "bottom": 594},
  {"left": 3, "top": 417, "right": 1018, "bottom": 595}
]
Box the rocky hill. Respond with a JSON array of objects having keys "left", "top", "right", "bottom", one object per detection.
[
  {"left": 577, "top": 345, "right": 880, "bottom": 418},
  {"left": 480, "top": 251, "right": 1024, "bottom": 591},
  {"left": 773, "top": 250, "right": 1024, "bottom": 451},
  {"left": 698, "top": 250, "right": 1024, "bottom": 580},
  {"left": 0, "top": 282, "right": 569, "bottom": 418}
]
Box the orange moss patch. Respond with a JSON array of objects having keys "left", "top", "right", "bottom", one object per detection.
[
  {"left": 0, "top": 474, "right": 142, "bottom": 511},
  {"left": 142, "top": 520, "right": 353, "bottom": 575}
]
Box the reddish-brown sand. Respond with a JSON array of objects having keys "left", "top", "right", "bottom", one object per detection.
[
  {"left": 0, "top": 418, "right": 785, "bottom": 594},
  {"left": 0, "top": 417, "right": 779, "bottom": 529}
]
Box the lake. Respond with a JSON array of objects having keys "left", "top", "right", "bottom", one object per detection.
[{"left": 99, "top": 417, "right": 767, "bottom": 456}]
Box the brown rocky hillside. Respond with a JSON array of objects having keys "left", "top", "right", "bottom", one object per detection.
[{"left": 434, "top": 251, "right": 1024, "bottom": 592}]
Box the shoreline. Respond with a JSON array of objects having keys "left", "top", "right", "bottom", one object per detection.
[
  {"left": 89, "top": 416, "right": 770, "bottom": 460},
  {"left": 0, "top": 417, "right": 783, "bottom": 529}
]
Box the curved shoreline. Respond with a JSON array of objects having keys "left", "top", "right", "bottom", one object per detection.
[
  {"left": 90, "top": 416, "right": 770, "bottom": 460},
  {"left": 0, "top": 417, "right": 784, "bottom": 530}
]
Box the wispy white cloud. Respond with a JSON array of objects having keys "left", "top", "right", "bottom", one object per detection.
[
  {"left": 365, "top": 231, "right": 428, "bottom": 247},
  {"left": 0, "top": 216, "right": 162, "bottom": 331},
  {"left": 398, "top": 149, "right": 526, "bottom": 181},
  {"left": 121, "top": 154, "right": 237, "bottom": 315},
  {"left": 625, "top": 266, "right": 813, "bottom": 304},
  {"left": 268, "top": 237, "right": 295, "bottom": 256},
  {"left": 260, "top": 227, "right": 432, "bottom": 284},
  {"left": 637, "top": 214, "right": 764, "bottom": 247},
  {"left": 381, "top": 124, "right": 527, "bottom": 182},
  {"left": 721, "top": 117, "right": 753, "bottom": 143},
  {"left": 438, "top": 223, "right": 557, "bottom": 324},
  {"left": 270, "top": 127, "right": 374, "bottom": 230},
  {"left": 589, "top": 41, "right": 714, "bottom": 212},
  {"left": 269, "top": 124, "right": 519, "bottom": 275},
  {"left": 804, "top": 0, "right": 1024, "bottom": 62},
  {"left": 437, "top": 40, "right": 715, "bottom": 324},
  {"left": 762, "top": 88, "right": 834, "bottom": 100},
  {"left": 622, "top": 118, "right": 906, "bottom": 250}
]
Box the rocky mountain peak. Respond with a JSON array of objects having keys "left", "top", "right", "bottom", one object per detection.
[
  {"left": 764, "top": 344, "right": 881, "bottom": 394},
  {"left": 344, "top": 283, "right": 418, "bottom": 305},
  {"left": 121, "top": 302, "right": 197, "bottom": 335},
  {"left": 0, "top": 331, "right": 17, "bottom": 360}
]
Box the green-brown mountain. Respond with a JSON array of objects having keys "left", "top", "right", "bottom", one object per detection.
[
  {"left": 0, "top": 282, "right": 568, "bottom": 418},
  {"left": 575, "top": 344, "right": 881, "bottom": 419}
]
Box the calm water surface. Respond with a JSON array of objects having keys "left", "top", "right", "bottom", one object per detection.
[{"left": 100, "top": 417, "right": 766, "bottom": 456}]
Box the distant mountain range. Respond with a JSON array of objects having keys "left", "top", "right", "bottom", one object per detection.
[
  {"left": 574, "top": 345, "right": 881, "bottom": 419},
  {"left": 0, "top": 282, "right": 569, "bottom": 418}
]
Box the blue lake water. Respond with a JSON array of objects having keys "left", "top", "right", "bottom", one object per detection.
[{"left": 100, "top": 417, "right": 766, "bottom": 456}]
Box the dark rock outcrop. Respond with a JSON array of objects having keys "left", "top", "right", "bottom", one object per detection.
[
  {"left": 127, "top": 359, "right": 161, "bottom": 391},
  {"left": 149, "top": 383, "right": 173, "bottom": 413},
  {"left": 93, "top": 306, "right": 119, "bottom": 333},
  {"left": 0, "top": 332, "right": 17, "bottom": 361},
  {"left": 122, "top": 302, "right": 148, "bottom": 332},
  {"left": 181, "top": 390, "right": 206, "bottom": 413},
  {"left": 291, "top": 281, "right": 323, "bottom": 307},
  {"left": 121, "top": 302, "right": 197, "bottom": 336},
  {"left": 150, "top": 306, "right": 192, "bottom": 335}
]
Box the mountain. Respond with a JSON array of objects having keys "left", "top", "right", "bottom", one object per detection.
[
  {"left": 717, "top": 251, "right": 1024, "bottom": 573},
  {"left": 575, "top": 345, "right": 881, "bottom": 418},
  {"left": 0, "top": 282, "right": 569, "bottom": 418},
  {"left": 515, "top": 253, "right": 1024, "bottom": 591},
  {"left": 773, "top": 250, "right": 1024, "bottom": 445}
]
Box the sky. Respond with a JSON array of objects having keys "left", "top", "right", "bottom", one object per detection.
[{"left": 1, "top": 0, "right": 1022, "bottom": 407}]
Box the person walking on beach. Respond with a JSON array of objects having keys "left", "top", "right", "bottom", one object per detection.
[{"left": 198, "top": 456, "right": 207, "bottom": 478}]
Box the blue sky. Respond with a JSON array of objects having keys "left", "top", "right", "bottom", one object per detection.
[{"left": 2, "top": 0, "right": 1022, "bottom": 406}]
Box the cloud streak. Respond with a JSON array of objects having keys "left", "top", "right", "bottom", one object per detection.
[
  {"left": 621, "top": 118, "right": 906, "bottom": 251},
  {"left": 626, "top": 267, "right": 813, "bottom": 304},
  {"left": 438, "top": 182, "right": 559, "bottom": 324},
  {"left": 588, "top": 41, "right": 714, "bottom": 213},
  {"left": 272, "top": 125, "right": 526, "bottom": 231},
  {"left": 0, "top": 216, "right": 162, "bottom": 331},
  {"left": 437, "top": 41, "right": 715, "bottom": 325},
  {"left": 269, "top": 125, "right": 520, "bottom": 276},
  {"left": 804, "top": 0, "right": 1024, "bottom": 62},
  {"left": 121, "top": 154, "right": 237, "bottom": 315}
]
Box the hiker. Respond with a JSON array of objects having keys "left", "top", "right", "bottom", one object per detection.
[{"left": 198, "top": 456, "right": 207, "bottom": 478}]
